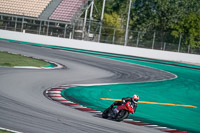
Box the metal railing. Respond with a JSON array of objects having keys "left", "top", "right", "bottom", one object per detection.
[{"left": 0, "top": 14, "right": 199, "bottom": 54}]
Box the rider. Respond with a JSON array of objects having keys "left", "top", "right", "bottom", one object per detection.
[{"left": 109, "top": 94, "right": 139, "bottom": 115}]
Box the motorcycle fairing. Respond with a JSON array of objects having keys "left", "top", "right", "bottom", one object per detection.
[{"left": 116, "top": 101, "right": 134, "bottom": 114}]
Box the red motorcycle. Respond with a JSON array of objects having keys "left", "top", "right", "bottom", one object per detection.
[{"left": 102, "top": 101, "right": 135, "bottom": 121}]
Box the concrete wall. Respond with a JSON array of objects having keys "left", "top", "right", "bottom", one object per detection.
[{"left": 0, "top": 29, "right": 200, "bottom": 65}]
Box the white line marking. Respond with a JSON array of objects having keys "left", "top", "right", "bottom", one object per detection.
[
  {"left": 59, "top": 85, "right": 76, "bottom": 88},
  {"left": 144, "top": 125, "right": 158, "bottom": 127},
  {"left": 123, "top": 119, "right": 134, "bottom": 121},
  {"left": 0, "top": 127, "right": 22, "bottom": 133},
  {"left": 132, "top": 121, "right": 141, "bottom": 122},
  {"left": 154, "top": 127, "right": 168, "bottom": 129},
  {"left": 47, "top": 94, "right": 61, "bottom": 96},
  {"left": 50, "top": 97, "right": 66, "bottom": 100},
  {"left": 59, "top": 101, "right": 73, "bottom": 103},
  {"left": 72, "top": 106, "right": 86, "bottom": 108},
  {"left": 46, "top": 91, "right": 61, "bottom": 94},
  {"left": 50, "top": 89, "right": 63, "bottom": 91}
]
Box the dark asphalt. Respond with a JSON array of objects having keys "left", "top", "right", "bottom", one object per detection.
[{"left": 0, "top": 40, "right": 175, "bottom": 133}]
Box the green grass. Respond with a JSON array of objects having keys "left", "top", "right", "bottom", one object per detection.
[
  {"left": 0, "top": 51, "right": 49, "bottom": 67},
  {"left": 0, "top": 129, "right": 13, "bottom": 133}
]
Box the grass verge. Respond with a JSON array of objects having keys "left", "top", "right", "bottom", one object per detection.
[
  {"left": 0, "top": 51, "right": 49, "bottom": 67},
  {"left": 0, "top": 129, "right": 13, "bottom": 133}
]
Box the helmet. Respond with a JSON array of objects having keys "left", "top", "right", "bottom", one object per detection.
[{"left": 132, "top": 95, "right": 139, "bottom": 102}]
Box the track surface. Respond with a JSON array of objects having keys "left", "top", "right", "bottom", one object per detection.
[{"left": 0, "top": 40, "right": 175, "bottom": 133}]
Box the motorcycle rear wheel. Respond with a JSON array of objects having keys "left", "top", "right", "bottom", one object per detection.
[{"left": 115, "top": 109, "right": 129, "bottom": 122}]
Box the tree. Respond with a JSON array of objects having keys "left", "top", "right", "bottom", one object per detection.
[
  {"left": 92, "top": 0, "right": 126, "bottom": 43},
  {"left": 101, "top": 12, "right": 124, "bottom": 43},
  {"left": 105, "top": 0, "right": 129, "bottom": 27},
  {"left": 131, "top": 0, "right": 200, "bottom": 46},
  {"left": 171, "top": 13, "right": 200, "bottom": 48},
  {"left": 103, "top": 12, "right": 120, "bottom": 28},
  {"left": 93, "top": 0, "right": 128, "bottom": 27}
]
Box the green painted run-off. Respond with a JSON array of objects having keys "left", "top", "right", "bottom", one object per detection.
[{"left": 61, "top": 52, "right": 200, "bottom": 133}]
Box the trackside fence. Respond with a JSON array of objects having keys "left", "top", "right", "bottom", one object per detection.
[{"left": 0, "top": 14, "right": 199, "bottom": 54}]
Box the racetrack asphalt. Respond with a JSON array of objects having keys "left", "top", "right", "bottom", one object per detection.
[{"left": 0, "top": 40, "right": 175, "bottom": 133}]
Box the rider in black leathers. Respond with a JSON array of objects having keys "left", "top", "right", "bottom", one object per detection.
[{"left": 109, "top": 95, "right": 139, "bottom": 113}]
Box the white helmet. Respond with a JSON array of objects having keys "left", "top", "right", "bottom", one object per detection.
[{"left": 132, "top": 94, "right": 139, "bottom": 102}]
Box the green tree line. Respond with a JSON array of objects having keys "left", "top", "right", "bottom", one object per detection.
[{"left": 93, "top": 0, "right": 200, "bottom": 48}]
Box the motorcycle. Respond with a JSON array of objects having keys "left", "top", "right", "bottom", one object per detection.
[{"left": 102, "top": 101, "right": 134, "bottom": 121}]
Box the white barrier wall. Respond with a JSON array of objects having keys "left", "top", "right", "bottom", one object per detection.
[{"left": 0, "top": 29, "right": 200, "bottom": 65}]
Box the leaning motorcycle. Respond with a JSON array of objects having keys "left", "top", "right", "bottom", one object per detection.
[{"left": 102, "top": 101, "right": 134, "bottom": 121}]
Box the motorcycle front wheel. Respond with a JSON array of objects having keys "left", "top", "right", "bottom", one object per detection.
[{"left": 102, "top": 108, "right": 110, "bottom": 119}]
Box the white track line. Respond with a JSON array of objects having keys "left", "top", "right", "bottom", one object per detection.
[{"left": 0, "top": 127, "right": 22, "bottom": 133}]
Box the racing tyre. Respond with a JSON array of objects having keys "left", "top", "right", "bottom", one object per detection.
[
  {"left": 102, "top": 108, "right": 110, "bottom": 119},
  {"left": 115, "top": 109, "right": 129, "bottom": 122}
]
